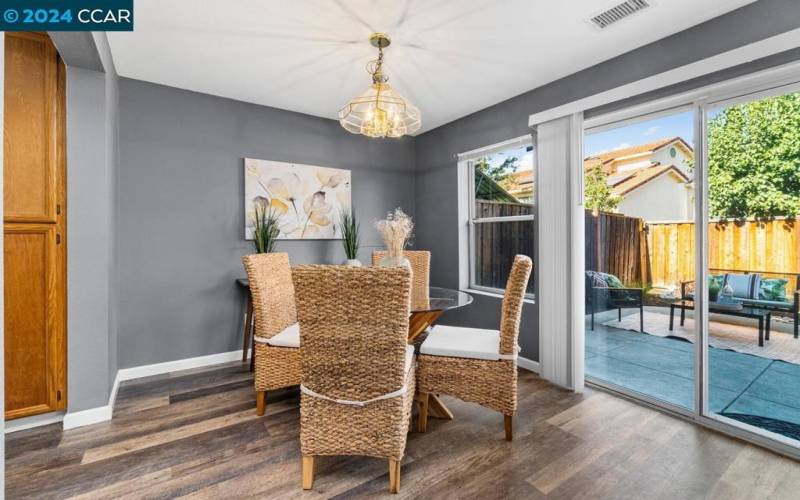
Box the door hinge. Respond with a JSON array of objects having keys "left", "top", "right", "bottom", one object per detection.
[
  {"left": 56, "top": 204, "right": 61, "bottom": 215},
  {"left": 56, "top": 234, "right": 61, "bottom": 244},
  {"left": 57, "top": 390, "right": 62, "bottom": 401}
]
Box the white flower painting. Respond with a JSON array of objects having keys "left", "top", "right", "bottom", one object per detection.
[{"left": 244, "top": 158, "right": 351, "bottom": 240}]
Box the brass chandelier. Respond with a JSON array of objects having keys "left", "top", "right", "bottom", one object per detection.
[{"left": 338, "top": 33, "right": 421, "bottom": 138}]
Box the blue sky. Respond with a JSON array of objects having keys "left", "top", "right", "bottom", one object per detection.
[
  {"left": 584, "top": 110, "right": 695, "bottom": 157},
  {"left": 487, "top": 108, "right": 710, "bottom": 171}
]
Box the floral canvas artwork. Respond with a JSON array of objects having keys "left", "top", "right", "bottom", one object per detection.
[{"left": 244, "top": 158, "right": 351, "bottom": 240}]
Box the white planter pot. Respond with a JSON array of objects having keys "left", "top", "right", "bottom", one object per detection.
[{"left": 344, "top": 259, "right": 363, "bottom": 267}]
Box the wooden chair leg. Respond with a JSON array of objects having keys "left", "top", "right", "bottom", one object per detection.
[
  {"left": 504, "top": 415, "right": 513, "bottom": 441},
  {"left": 418, "top": 392, "right": 429, "bottom": 433},
  {"left": 388, "top": 459, "right": 401, "bottom": 494},
  {"left": 256, "top": 391, "right": 266, "bottom": 416},
  {"left": 302, "top": 455, "right": 315, "bottom": 490}
]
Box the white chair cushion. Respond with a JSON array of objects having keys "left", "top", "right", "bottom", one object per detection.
[
  {"left": 420, "top": 325, "right": 501, "bottom": 361},
  {"left": 405, "top": 344, "right": 415, "bottom": 375},
  {"left": 258, "top": 322, "right": 300, "bottom": 348}
]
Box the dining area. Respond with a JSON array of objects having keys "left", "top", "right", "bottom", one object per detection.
[{"left": 240, "top": 217, "right": 532, "bottom": 494}]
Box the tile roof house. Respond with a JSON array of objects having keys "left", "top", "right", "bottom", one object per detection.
[{"left": 507, "top": 137, "right": 694, "bottom": 221}]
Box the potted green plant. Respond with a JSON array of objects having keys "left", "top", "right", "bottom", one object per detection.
[
  {"left": 338, "top": 210, "right": 361, "bottom": 266},
  {"left": 252, "top": 204, "right": 281, "bottom": 253}
]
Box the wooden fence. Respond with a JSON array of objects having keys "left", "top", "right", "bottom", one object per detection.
[
  {"left": 585, "top": 211, "right": 649, "bottom": 286},
  {"left": 474, "top": 201, "right": 534, "bottom": 292},
  {"left": 648, "top": 217, "right": 800, "bottom": 289},
  {"left": 478, "top": 202, "right": 799, "bottom": 293}
]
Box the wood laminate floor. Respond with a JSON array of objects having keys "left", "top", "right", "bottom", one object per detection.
[{"left": 6, "top": 362, "right": 800, "bottom": 499}]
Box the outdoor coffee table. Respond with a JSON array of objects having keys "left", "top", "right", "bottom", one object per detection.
[{"left": 669, "top": 300, "right": 772, "bottom": 347}]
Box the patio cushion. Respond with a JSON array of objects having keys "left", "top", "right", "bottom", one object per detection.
[
  {"left": 740, "top": 298, "right": 792, "bottom": 308},
  {"left": 723, "top": 273, "right": 761, "bottom": 300},
  {"left": 586, "top": 271, "right": 624, "bottom": 289},
  {"left": 686, "top": 275, "right": 725, "bottom": 300},
  {"left": 420, "top": 325, "right": 501, "bottom": 361},
  {"left": 758, "top": 278, "right": 789, "bottom": 302},
  {"left": 259, "top": 322, "right": 300, "bottom": 348}
]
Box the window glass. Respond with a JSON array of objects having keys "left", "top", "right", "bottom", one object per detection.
[{"left": 468, "top": 143, "right": 535, "bottom": 295}]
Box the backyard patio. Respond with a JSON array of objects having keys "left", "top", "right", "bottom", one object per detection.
[{"left": 587, "top": 307, "right": 800, "bottom": 440}]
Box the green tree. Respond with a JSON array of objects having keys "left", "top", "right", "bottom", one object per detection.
[
  {"left": 475, "top": 156, "right": 519, "bottom": 185},
  {"left": 708, "top": 92, "right": 800, "bottom": 218},
  {"left": 584, "top": 167, "right": 620, "bottom": 213}
]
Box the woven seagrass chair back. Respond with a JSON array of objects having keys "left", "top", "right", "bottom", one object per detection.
[
  {"left": 242, "top": 252, "right": 297, "bottom": 340},
  {"left": 499, "top": 255, "right": 533, "bottom": 356},
  {"left": 372, "top": 250, "right": 430, "bottom": 310},
  {"left": 293, "top": 265, "right": 411, "bottom": 401}
]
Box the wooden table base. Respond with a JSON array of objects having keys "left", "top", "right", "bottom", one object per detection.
[
  {"left": 408, "top": 310, "right": 455, "bottom": 419},
  {"left": 427, "top": 394, "right": 454, "bottom": 419},
  {"left": 408, "top": 310, "right": 443, "bottom": 343}
]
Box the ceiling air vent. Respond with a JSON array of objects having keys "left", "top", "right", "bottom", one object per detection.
[{"left": 590, "top": 0, "right": 651, "bottom": 30}]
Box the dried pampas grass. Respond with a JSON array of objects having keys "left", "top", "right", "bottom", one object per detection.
[{"left": 375, "top": 208, "right": 413, "bottom": 259}]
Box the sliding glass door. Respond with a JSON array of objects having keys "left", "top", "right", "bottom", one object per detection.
[
  {"left": 583, "top": 109, "right": 697, "bottom": 411},
  {"left": 704, "top": 89, "right": 800, "bottom": 442},
  {"left": 581, "top": 75, "right": 800, "bottom": 454}
]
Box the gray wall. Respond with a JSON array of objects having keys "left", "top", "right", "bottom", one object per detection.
[
  {"left": 66, "top": 67, "right": 113, "bottom": 411},
  {"left": 117, "top": 78, "right": 416, "bottom": 368},
  {"left": 55, "top": 32, "right": 119, "bottom": 413},
  {"left": 413, "top": 0, "right": 800, "bottom": 362},
  {"left": 93, "top": 32, "right": 120, "bottom": 408}
]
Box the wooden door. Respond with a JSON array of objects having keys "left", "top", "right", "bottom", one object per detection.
[{"left": 4, "top": 32, "right": 66, "bottom": 419}]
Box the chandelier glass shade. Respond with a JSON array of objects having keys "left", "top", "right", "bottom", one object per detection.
[{"left": 338, "top": 33, "right": 421, "bottom": 138}]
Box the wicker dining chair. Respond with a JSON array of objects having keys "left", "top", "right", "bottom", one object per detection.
[
  {"left": 372, "top": 250, "right": 430, "bottom": 310},
  {"left": 417, "top": 255, "right": 532, "bottom": 441},
  {"left": 241, "top": 252, "right": 302, "bottom": 416},
  {"left": 293, "top": 265, "right": 415, "bottom": 494}
]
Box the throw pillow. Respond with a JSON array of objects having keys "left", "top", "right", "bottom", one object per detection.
[{"left": 759, "top": 278, "right": 789, "bottom": 302}]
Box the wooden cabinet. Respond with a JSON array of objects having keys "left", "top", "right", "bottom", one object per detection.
[{"left": 4, "top": 32, "right": 66, "bottom": 419}]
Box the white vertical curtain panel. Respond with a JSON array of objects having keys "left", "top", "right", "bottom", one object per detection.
[{"left": 535, "top": 113, "right": 585, "bottom": 391}]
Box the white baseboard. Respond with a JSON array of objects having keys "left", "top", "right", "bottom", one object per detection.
[
  {"left": 63, "top": 405, "right": 113, "bottom": 430},
  {"left": 117, "top": 349, "right": 248, "bottom": 382},
  {"left": 5, "top": 411, "right": 65, "bottom": 434},
  {"left": 517, "top": 356, "right": 540, "bottom": 373},
  {"left": 61, "top": 349, "right": 249, "bottom": 431}
]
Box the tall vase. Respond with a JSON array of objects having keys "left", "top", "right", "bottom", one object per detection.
[{"left": 378, "top": 253, "right": 411, "bottom": 270}]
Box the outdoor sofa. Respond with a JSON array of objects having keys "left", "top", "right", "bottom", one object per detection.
[{"left": 681, "top": 270, "right": 800, "bottom": 339}]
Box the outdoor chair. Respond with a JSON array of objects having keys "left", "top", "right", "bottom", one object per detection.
[
  {"left": 586, "top": 271, "right": 644, "bottom": 332},
  {"left": 681, "top": 270, "right": 800, "bottom": 339}
]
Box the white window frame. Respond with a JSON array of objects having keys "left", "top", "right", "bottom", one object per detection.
[{"left": 458, "top": 136, "right": 535, "bottom": 300}]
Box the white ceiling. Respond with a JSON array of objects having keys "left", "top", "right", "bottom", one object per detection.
[{"left": 107, "top": 0, "right": 755, "bottom": 134}]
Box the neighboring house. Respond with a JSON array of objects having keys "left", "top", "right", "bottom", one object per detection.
[
  {"left": 506, "top": 169, "right": 535, "bottom": 202},
  {"left": 506, "top": 137, "right": 694, "bottom": 221}
]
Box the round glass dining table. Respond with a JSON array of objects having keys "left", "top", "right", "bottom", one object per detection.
[
  {"left": 408, "top": 287, "right": 473, "bottom": 343},
  {"left": 237, "top": 280, "right": 472, "bottom": 419}
]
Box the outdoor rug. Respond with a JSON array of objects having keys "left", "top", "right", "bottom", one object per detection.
[{"left": 604, "top": 311, "right": 800, "bottom": 364}]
